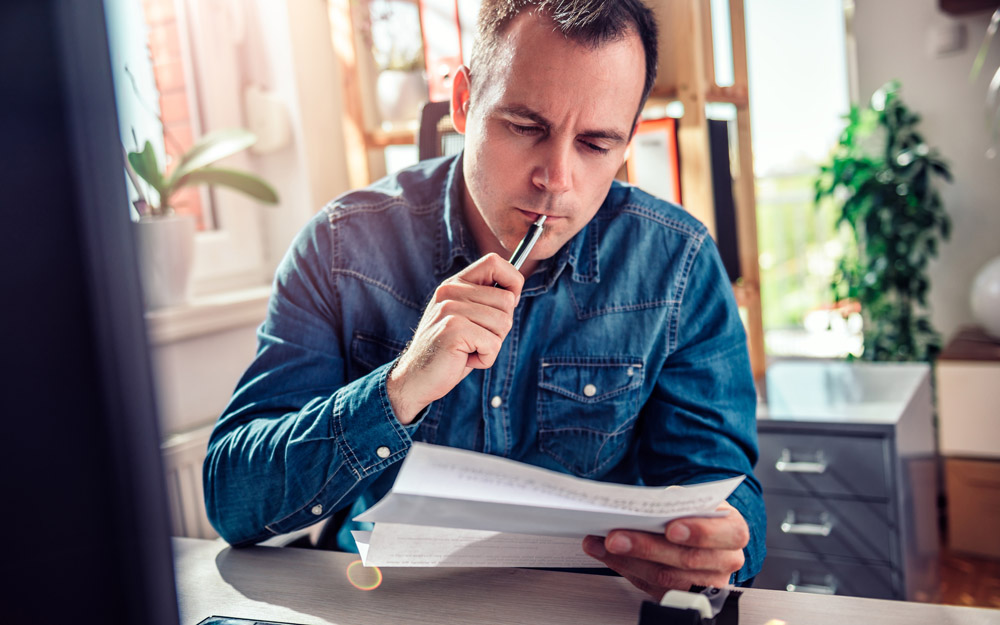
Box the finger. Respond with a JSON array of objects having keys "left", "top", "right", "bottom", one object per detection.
[
  {"left": 583, "top": 536, "right": 727, "bottom": 596},
  {"left": 437, "top": 315, "right": 505, "bottom": 367},
  {"left": 666, "top": 504, "right": 749, "bottom": 551},
  {"left": 459, "top": 253, "right": 525, "bottom": 295},
  {"left": 432, "top": 298, "right": 514, "bottom": 341},
  {"left": 603, "top": 530, "right": 744, "bottom": 574},
  {"left": 435, "top": 280, "right": 517, "bottom": 316}
]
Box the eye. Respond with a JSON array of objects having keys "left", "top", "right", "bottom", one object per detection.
[
  {"left": 509, "top": 123, "right": 543, "bottom": 137},
  {"left": 580, "top": 140, "right": 610, "bottom": 156}
]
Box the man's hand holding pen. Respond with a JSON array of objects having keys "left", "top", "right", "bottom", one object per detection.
[
  {"left": 387, "top": 253, "right": 525, "bottom": 425},
  {"left": 388, "top": 215, "right": 546, "bottom": 425}
]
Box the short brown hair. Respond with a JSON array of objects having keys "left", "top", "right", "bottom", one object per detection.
[{"left": 469, "top": 0, "right": 659, "bottom": 121}]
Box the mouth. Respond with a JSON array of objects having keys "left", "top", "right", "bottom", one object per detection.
[{"left": 517, "top": 208, "right": 565, "bottom": 223}]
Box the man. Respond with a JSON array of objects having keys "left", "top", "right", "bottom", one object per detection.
[{"left": 204, "top": 0, "right": 763, "bottom": 599}]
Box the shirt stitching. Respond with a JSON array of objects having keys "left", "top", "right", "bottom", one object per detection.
[
  {"left": 331, "top": 269, "right": 425, "bottom": 310},
  {"left": 669, "top": 235, "right": 707, "bottom": 353}
]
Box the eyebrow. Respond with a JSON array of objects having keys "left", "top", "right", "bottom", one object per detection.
[{"left": 497, "top": 105, "right": 629, "bottom": 145}]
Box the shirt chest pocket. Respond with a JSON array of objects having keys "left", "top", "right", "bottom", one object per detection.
[
  {"left": 350, "top": 332, "right": 407, "bottom": 377},
  {"left": 536, "top": 357, "right": 644, "bottom": 478}
]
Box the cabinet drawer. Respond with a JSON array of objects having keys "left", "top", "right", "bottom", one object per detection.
[
  {"left": 764, "top": 493, "right": 894, "bottom": 563},
  {"left": 756, "top": 550, "right": 898, "bottom": 599},
  {"left": 757, "top": 431, "right": 889, "bottom": 499}
]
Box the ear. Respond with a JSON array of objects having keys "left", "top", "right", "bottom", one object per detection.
[{"left": 450, "top": 65, "right": 472, "bottom": 135}]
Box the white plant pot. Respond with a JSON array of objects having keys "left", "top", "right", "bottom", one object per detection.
[
  {"left": 134, "top": 214, "right": 196, "bottom": 310},
  {"left": 970, "top": 255, "right": 1000, "bottom": 339},
  {"left": 376, "top": 69, "right": 427, "bottom": 126}
]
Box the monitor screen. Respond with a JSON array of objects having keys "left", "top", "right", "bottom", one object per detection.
[{"left": 1, "top": 2, "right": 180, "bottom": 623}]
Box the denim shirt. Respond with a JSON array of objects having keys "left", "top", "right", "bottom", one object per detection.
[{"left": 204, "top": 154, "right": 764, "bottom": 582}]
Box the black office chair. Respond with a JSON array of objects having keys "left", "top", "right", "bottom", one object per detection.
[{"left": 418, "top": 100, "right": 464, "bottom": 160}]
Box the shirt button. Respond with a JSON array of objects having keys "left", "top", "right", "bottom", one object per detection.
[
  {"left": 583, "top": 384, "right": 597, "bottom": 397},
  {"left": 376, "top": 446, "right": 391, "bottom": 459},
  {"left": 490, "top": 395, "right": 503, "bottom": 408},
  {"left": 311, "top": 504, "right": 323, "bottom": 516}
]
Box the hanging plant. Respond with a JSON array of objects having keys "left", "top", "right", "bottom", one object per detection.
[{"left": 814, "top": 81, "right": 952, "bottom": 362}]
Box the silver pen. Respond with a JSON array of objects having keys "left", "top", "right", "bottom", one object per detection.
[{"left": 494, "top": 214, "right": 546, "bottom": 287}]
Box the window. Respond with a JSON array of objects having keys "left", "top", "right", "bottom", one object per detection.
[
  {"left": 113, "top": 0, "right": 271, "bottom": 296},
  {"left": 743, "top": 0, "right": 861, "bottom": 357}
]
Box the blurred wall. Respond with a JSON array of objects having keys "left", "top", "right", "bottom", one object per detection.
[{"left": 854, "top": 0, "right": 1000, "bottom": 341}]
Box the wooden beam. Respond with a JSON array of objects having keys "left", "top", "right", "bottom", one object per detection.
[
  {"left": 328, "top": 0, "right": 371, "bottom": 189},
  {"left": 649, "top": 0, "right": 716, "bottom": 236},
  {"left": 728, "top": 0, "right": 766, "bottom": 379}
]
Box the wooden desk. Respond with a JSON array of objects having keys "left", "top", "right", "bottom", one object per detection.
[{"left": 174, "top": 538, "right": 1000, "bottom": 625}]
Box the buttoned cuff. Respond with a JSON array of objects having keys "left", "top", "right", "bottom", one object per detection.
[
  {"left": 332, "top": 360, "right": 417, "bottom": 478},
  {"left": 726, "top": 482, "right": 766, "bottom": 585}
]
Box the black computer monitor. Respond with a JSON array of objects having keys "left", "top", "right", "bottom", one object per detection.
[{"left": 2, "top": 2, "right": 180, "bottom": 623}]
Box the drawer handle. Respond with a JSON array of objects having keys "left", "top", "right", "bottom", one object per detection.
[
  {"left": 786, "top": 572, "right": 837, "bottom": 595},
  {"left": 775, "top": 448, "right": 827, "bottom": 474},
  {"left": 780, "top": 511, "right": 833, "bottom": 537}
]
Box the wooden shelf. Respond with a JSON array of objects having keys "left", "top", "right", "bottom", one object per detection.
[{"left": 367, "top": 123, "right": 419, "bottom": 148}]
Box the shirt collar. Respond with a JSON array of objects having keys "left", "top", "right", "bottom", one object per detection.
[{"left": 435, "top": 154, "right": 478, "bottom": 277}]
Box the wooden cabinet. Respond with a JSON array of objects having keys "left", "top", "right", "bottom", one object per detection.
[
  {"left": 755, "top": 361, "right": 940, "bottom": 601},
  {"left": 936, "top": 327, "right": 1000, "bottom": 559}
]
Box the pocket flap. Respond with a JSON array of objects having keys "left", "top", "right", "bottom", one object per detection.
[
  {"left": 538, "top": 357, "right": 643, "bottom": 404},
  {"left": 351, "top": 332, "right": 408, "bottom": 370}
]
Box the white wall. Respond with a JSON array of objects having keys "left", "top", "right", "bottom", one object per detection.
[
  {"left": 853, "top": 1, "right": 1000, "bottom": 341},
  {"left": 255, "top": 0, "right": 352, "bottom": 278},
  {"left": 153, "top": 0, "right": 351, "bottom": 438}
]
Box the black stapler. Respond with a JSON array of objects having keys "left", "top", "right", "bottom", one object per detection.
[{"left": 637, "top": 586, "right": 741, "bottom": 625}]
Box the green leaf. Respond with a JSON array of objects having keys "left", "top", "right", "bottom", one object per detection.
[
  {"left": 971, "top": 10, "right": 1000, "bottom": 81},
  {"left": 127, "top": 141, "right": 164, "bottom": 194},
  {"left": 176, "top": 167, "right": 279, "bottom": 204},
  {"left": 930, "top": 161, "right": 953, "bottom": 183},
  {"left": 167, "top": 128, "right": 258, "bottom": 188}
]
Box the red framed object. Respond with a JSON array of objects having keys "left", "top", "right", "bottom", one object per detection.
[{"left": 626, "top": 118, "right": 682, "bottom": 205}]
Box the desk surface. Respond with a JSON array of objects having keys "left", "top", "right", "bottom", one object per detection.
[{"left": 174, "top": 537, "right": 1000, "bottom": 625}]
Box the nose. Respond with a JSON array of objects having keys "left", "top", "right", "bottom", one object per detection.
[{"left": 531, "top": 138, "right": 572, "bottom": 194}]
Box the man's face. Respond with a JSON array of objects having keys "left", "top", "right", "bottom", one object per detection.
[{"left": 452, "top": 11, "right": 646, "bottom": 270}]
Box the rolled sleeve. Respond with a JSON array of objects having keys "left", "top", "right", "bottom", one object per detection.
[{"left": 203, "top": 212, "right": 419, "bottom": 546}]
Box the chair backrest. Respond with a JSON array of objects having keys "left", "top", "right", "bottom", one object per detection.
[{"left": 418, "top": 100, "right": 464, "bottom": 160}]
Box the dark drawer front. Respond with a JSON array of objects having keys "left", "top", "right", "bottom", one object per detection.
[
  {"left": 757, "top": 431, "right": 889, "bottom": 499},
  {"left": 756, "top": 551, "right": 899, "bottom": 600},
  {"left": 764, "top": 493, "right": 894, "bottom": 563}
]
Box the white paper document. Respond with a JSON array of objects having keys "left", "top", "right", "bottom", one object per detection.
[
  {"left": 353, "top": 523, "right": 605, "bottom": 568},
  {"left": 353, "top": 443, "right": 744, "bottom": 567}
]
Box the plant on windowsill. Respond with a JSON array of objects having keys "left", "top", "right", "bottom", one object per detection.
[
  {"left": 814, "top": 81, "right": 952, "bottom": 362},
  {"left": 358, "top": 0, "right": 428, "bottom": 126},
  {"left": 125, "top": 128, "right": 279, "bottom": 310}
]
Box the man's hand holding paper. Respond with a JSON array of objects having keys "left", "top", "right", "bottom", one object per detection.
[
  {"left": 353, "top": 442, "right": 747, "bottom": 592},
  {"left": 583, "top": 501, "right": 750, "bottom": 599}
]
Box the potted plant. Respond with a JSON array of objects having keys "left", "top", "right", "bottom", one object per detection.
[
  {"left": 126, "top": 128, "right": 278, "bottom": 309},
  {"left": 359, "top": 0, "right": 428, "bottom": 126},
  {"left": 814, "top": 81, "right": 952, "bottom": 361}
]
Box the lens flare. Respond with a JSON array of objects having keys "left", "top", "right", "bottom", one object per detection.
[{"left": 346, "top": 559, "right": 383, "bottom": 591}]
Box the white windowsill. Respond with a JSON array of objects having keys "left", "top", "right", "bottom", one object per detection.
[{"left": 145, "top": 285, "right": 271, "bottom": 345}]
